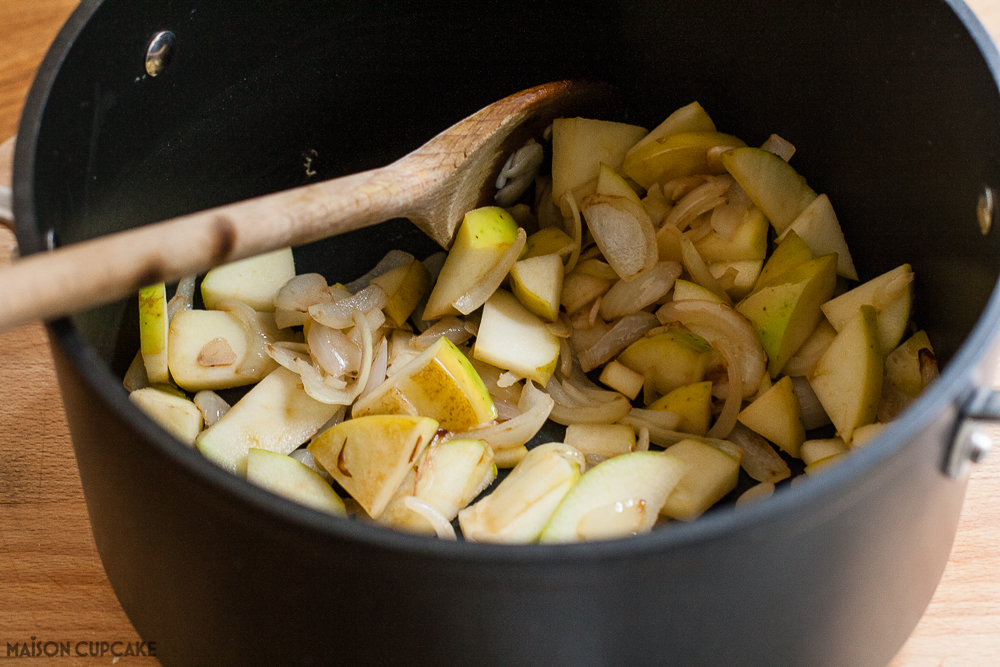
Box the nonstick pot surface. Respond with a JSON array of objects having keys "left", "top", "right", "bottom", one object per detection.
[{"left": 14, "top": 0, "right": 1000, "bottom": 665}]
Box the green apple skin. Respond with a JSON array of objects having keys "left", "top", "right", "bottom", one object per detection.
[
  {"left": 538, "top": 451, "right": 687, "bottom": 543},
  {"left": 246, "top": 448, "right": 346, "bottom": 516},
  {"left": 551, "top": 117, "right": 648, "bottom": 210},
  {"left": 624, "top": 101, "right": 717, "bottom": 160},
  {"left": 474, "top": 289, "right": 561, "bottom": 386},
  {"left": 129, "top": 386, "right": 203, "bottom": 445},
  {"left": 353, "top": 336, "right": 496, "bottom": 431},
  {"left": 595, "top": 162, "right": 643, "bottom": 206},
  {"left": 459, "top": 442, "right": 583, "bottom": 543},
  {"left": 617, "top": 330, "right": 714, "bottom": 401},
  {"left": 423, "top": 206, "right": 520, "bottom": 321},
  {"left": 752, "top": 230, "right": 814, "bottom": 294},
  {"left": 694, "top": 207, "right": 769, "bottom": 262},
  {"left": 720, "top": 147, "right": 818, "bottom": 234},
  {"left": 648, "top": 381, "right": 713, "bottom": 436},
  {"left": 138, "top": 283, "right": 170, "bottom": 384},
  {"left": 807, "top": 305, "right": 883, "bottom": 445},
  {"left": 622, "top": 131, "right": 747, "bottom": 190},
  {"left": 884, "top": 330, "right": 934, "bottom": 396},
  {"left": 661, "top": 439, "right": 741, "bottom": 521},
  {"left": 821, "top": 264, "right": 913, "bottom": 355},
  {"left": 196, "top": 366, "right": 342, "bottom": 477},
  {"left": 309, "top": 415, "right": 439, "bottom": 520},
  {"left": 736, "top": 253, "right": 838, "bottom": 377},
  {"left": 523, "top": 226, "right": 575, "bottom": 260},
  {"left": 509, "top": 254, "right": 564, "bottom": 322},
  {"left": 201, "top": 247, "right": 296, "bottom": 312},
  {"left": 737, "top": 375, "right": 806, "bottom": 458}
]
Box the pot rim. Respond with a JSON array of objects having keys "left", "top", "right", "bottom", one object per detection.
[{"left": 13, "top": 0, "right": 1000, "bottom": 563}]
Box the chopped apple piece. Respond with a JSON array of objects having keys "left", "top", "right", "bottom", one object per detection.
[
  {"left": 694, "top": 207, "right": 769, "bottom": 261},
  {"left": 309, "top": 415, "right": 439, "bottom": 519},
  {"left": 246, "top": 448, "right": 346, "bottom": 516},
  {"left": 474, "top": 289, "right": 561, "bottom": 386},
  {"left": 539, "top": 451, "right": 687, "bottom": 543},
  {"left": 752, "top": 230, "right": 814, "bottom": 293},
  {"left": 672, "top": 278, "right": 724, "bottom": 304},
  {"left": 139, "top": 283, "right": 170, "bottom": 384},
  {"left": 624, "top": 101, "right": 717, "bottom": 160},
  {"left": 776, "top": 194, "right": 858, "bottom": 280},
  {"left": 564, "top": 423, "right": 637, "bottom": 464},
  {"left": 783, "top": 318, "right": 838, "bottom": 377},
  {"left": 821, "top": 264, "right": 914, "bottom": 355},
  {"left": 370, "top": 258, "right": 431, "bottom": 327},
  {"left": 598, "top": 360, "right": 644, "bottom": 400},
  {"left": 736, "top": 254, "right": 838, "bottom": 377},
  {"left": 522, "top": 226, "right": 575, "bottom": 260},
  {"left": 617, "top": 329, "right": 714, "bottom": 402},
  {"left": 129, "top": 386, "right": 203, "bottom": 445},
  {"left": 381, "top": 438, "right": 496, "bottom": 533},
  {"left": 595, "top": 162, "right": 643, "bottom": 206},
  {"left": 884, "top": 330, "right": 934, "bottom": 396},
  {"left": 804, "top": 453, "right": 846, "bottom": 476},
  {"left": 661, "top": 439, "right": 741, "bottom": 521},
  {"left": 196, "top": 367, "right": 342, "bottom": 476},
  {"left": 737, "top": 376, "right": 806, "bottom": 458},
  {"left": 423, "top": 206, "right": 520, "bottom": 320},
  {"left": 509, "top": 254, "right": 564, "bottom": 322},
  {"left": 808, "top": 305, "right": 883, "bottom": 445},
  {"left": 353, "top": 336, "right": 496, "bottom": 431},
  {"left": 168, "top": 308, "right": 282, "bottom": 391},
  {"left": 799, "top": 438, "right": 848, "bottom": 466},
  {"left": 648, "top": 381, "right": 713, "bottom": 436},
  {"left": 201, "top": 247, "right": 296, "bottom": 312},
  {"left": 622, "top": 131, "right": 746, "bottom": 190},
  {"left": 551, "top": 117, "right": 648, "bottom": 210},
  {"left": 560, "top": 269, "right": 614, "bottom": 314},
  {"left": 720, "top": 147, "right": 818, "bottom": 234},
  {"left": 708, "top": 259, "right": 763, "bottom": 300},
  {"left": 459, "top": 443, "right": 583, "bottom": 543}
]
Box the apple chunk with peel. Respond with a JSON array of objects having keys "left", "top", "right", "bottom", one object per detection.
[
  {"left": 622, "top": 131, "right": 746, "bottom": 190},
  {"left": 201, "top": 247, "right": 295, "bottom": 312},
  {"left": 474, "top": 289, "right": 561, "bottom": 386},
  {"left": 808, "top": 305, "right": 883, "bottom": 445},
  {"left": 617, "top": 329, "right": 714, "bottom": 402},
  {"left": 422, "top": 206, "right": 520, "bottom": 321},
  {"left": 721, "top": 147, "right": 818, "bottom": 234},
  {"left": 509, "top": 254, "right": 564, "bottom": 322},
  {"left": 246, "top": 448, "right": 346, "bottom": 516},
  {"left": 648, "top": 381, "right": 713, "bottom": 436},
  {"left": 661, "top": 439, "right": 741, "bottom": 521},
  {"left": 821, "top": 264, "right": 913, "bottom": 355},
  {"left": 459, "top": 442, "right": 583, "bottom": 543},
  {"left": 539, "top": 451, "right": 687, "bottom": 543},
  {"left": 129, "top": 386, "right": 203, "bottom": 445},
  {"left": 139, "top": 283, "right": 170, "bottom": 384},
  {"left": 309, "top": 415, "right": 439, "bottom": 519},
  {"left": 737, "top": 375, "right": 806, "bottom": 458},
  {"left": 380, "top": 438, "right": 496, "bottom": 534},
  {"left": 776, "top": 194, "right": 858, "bottom": 280},
  {"left": 196, "top": 366, "right": 343, "bottom": 476},
  {"left": 624, "top": 101, "right": 717, "bottom": 161},
  {"left": 736, "top": 253, "right": 838, "bottom": 377},
  {"left": 551, "top": 117, "right": 648, "bottom": 211},
  {"left": 353, "top": 336, "right": 496, "bottom": 431}
]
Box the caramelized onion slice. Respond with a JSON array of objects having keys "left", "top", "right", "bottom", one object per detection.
[
  {"left": 344, "top": 250, "right": 414, "bottom": 293},
  {"left": 309, "top": 285, "right": 388, "bottom": 329},
  {"left": 216, "top": 298, "right": 279, "bottom": 377},
  {"left": 599, "top": 262, "right": 682, "bottom": 322},
  {"left": 578, "top": 312, "right": 659, "bottom": 373},
  {"left": 580, "top": 194, "right": 657, "bottom": 282},
  {"left": 728, "top": 423, "right": 791, "bottom": 483}
]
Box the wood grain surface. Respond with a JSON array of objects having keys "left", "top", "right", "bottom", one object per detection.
[{"left": 0, "top": 1, "right": 998, "bottom": 665}]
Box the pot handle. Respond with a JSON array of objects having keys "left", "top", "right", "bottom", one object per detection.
[{"left": 948, "top": 386, "right": 997, "bottom": 480}]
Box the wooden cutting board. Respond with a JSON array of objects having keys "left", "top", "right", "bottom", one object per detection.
[{"left": 0, "top": 1, "right": 998, "bottom": 665}]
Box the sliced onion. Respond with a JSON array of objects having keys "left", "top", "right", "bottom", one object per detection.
[
  {"left": 454, "top": 389, "right": 554, "bottom": 453},
  {"left": 599, "top": 262, "right": 682, "bottom": 321},
  {"left": 580, "top": 194, "right": 657, "bottom": 282},
  {"left": 663, "top": 175, "right": 731, "bottom": 231},
  {"left": 564, "top": 190, "right": 584, "bottom": 273},
  {"left": 736, "top": 482, "right": 776, "bottom": 507},
  {"left": 727, "top": 423, "right": 791, "bottom": 483},
  {"left": 679, "top": 237, "right": 732, "bottom": 305},
  {"left": 559, "top": 337, "right": 573, "bottom": 378},
  {"left": 493, "top": 397, "right": 522, "bottom": 421},
  {"left": 635, "top": 426, "right": 650, "bottom": 452},
  {"left": 496, "top": 139, "right": 544, "bottom": 207},
  {"left": 216, "top": 298, "right": 279, "bottom": 377},
  {"left": 682, "top": 214, "right": 714, "bottom": 243},
  {"left": 662, "top": 175, "right": 708, "bottom": 202},
  {"left": 642, "top": 183, "right": 672, "bottom": 226},
  {"left": 194, "top": 390, "right": 231, "bottom": 427},
  {"left": 619, "top": 415, "right": 696, "bottom": 447},
  {"left": 575, "top": 259, "right": 620, "bottom": 280},
  {"left": 344, "top": 250, "right": 414, "bottom": 293},
  {"left": 309, "top": 285, "right": 389, "bottom": 329},
  {"left": 290, "top": 447, "right": 334, "bottom": 482},
  {"left": 410, "top": 252, "right": 449, "bottom": 333},
  {"left": 123, "top": 352, "right": 149, "bottom": 392},
  {"left": 622, "top": 408, "right": 682, "bottom": 432},
  {"left": 300, "top": 310, "right": 374, "bottom": 405},
  {"left": 167, "top": 275, "right": 196, "bottom": 322},
  {"left": 358, "top": 336, "right": 388, "bottom": 402},
  {"left": 578, "top": 312, "right": 659, "bottom": 372},
  {"left": 791, "top": 376, "right": 831, "bottom": 430},
  {"left": 266, "top": 342, "right": 309, "bottom": 375},
  {"left": 548, "top": 394, "right": 631, "bottom": 425},
  {"left": 413, "top": 316, "right": 472, "bottom": 349},
  {"left": 274, "top": 274, "right": 334, "bottom": 328},
  {"left": 167, "top": 294, "right": 191, "bottom": 322},
  {"left": 452, "top": 228, "right": 527, "bottom": 315},
  {"left": 308, "top": 322, "right": 361, "bottom": 377},
  {"left": 402, "top": 496, "right": 457, "bottom": 540},
  {"left": 760, "top": 134, "right": 796, "bottom": 161}
]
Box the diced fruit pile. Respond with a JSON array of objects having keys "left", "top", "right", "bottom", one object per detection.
[{"left": 126, "top": 101, "right": 939, "bottom": 543}]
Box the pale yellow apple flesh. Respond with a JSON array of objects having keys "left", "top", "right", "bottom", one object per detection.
[
  {"left": 509, "top": 254, "right": 564, "bottom": 322},
  {"left": 648, "top": 381, "right": 714, "bottom": 436},
  {"left": 138, "top": 283, "right": 170, "bottom": 384},
  {"left": 474, "top": 289, "right": 561, "bottom": 386},
  {"left": 370, "top": 258, "right": 431, "bottom": 327},
  {"left": 821, "top": 264, "right": 913, "bottom": 354},
  {"left": 551, "top": 117, "right": 648, "bottom": 210},
  {"left": 661, "top": 439, "right": 741, "bottom": 521},
  {"left": 246, "top": 448, "right": 346, "bottom": 516},
  {"left": 617, "top": 329, "right": 714, "bottom": 402},
  {"left": 720, "top": 147, "right": 818, "bottom": 234},
  {"left": 623, "top": 131, "right": 747, "bottom": 190},
  {"left": 737, "top": 375, "right": 806, "bottom": 458},
  {"left": 201, "top": 247, "right": 296, "bottom": 312},
  {"left": 129, "top": 386, "right": 203, "bottom": 445}
]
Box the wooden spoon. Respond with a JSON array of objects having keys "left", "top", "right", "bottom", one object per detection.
[{"left": 0, "top": 80, "right": 612, "bottom": 334}]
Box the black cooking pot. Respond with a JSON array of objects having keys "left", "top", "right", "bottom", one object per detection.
[{"left": 13, "top": 0, "right": 1000, "bottom": 665}]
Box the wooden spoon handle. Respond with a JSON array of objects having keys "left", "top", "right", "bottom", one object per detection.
[{"left": 0, "top": 161, "right": 425, "bottom": 333}]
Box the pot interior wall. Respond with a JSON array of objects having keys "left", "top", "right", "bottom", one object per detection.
[{"left": 20, "top": 1, "right": 1000, "bottom": 404}]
